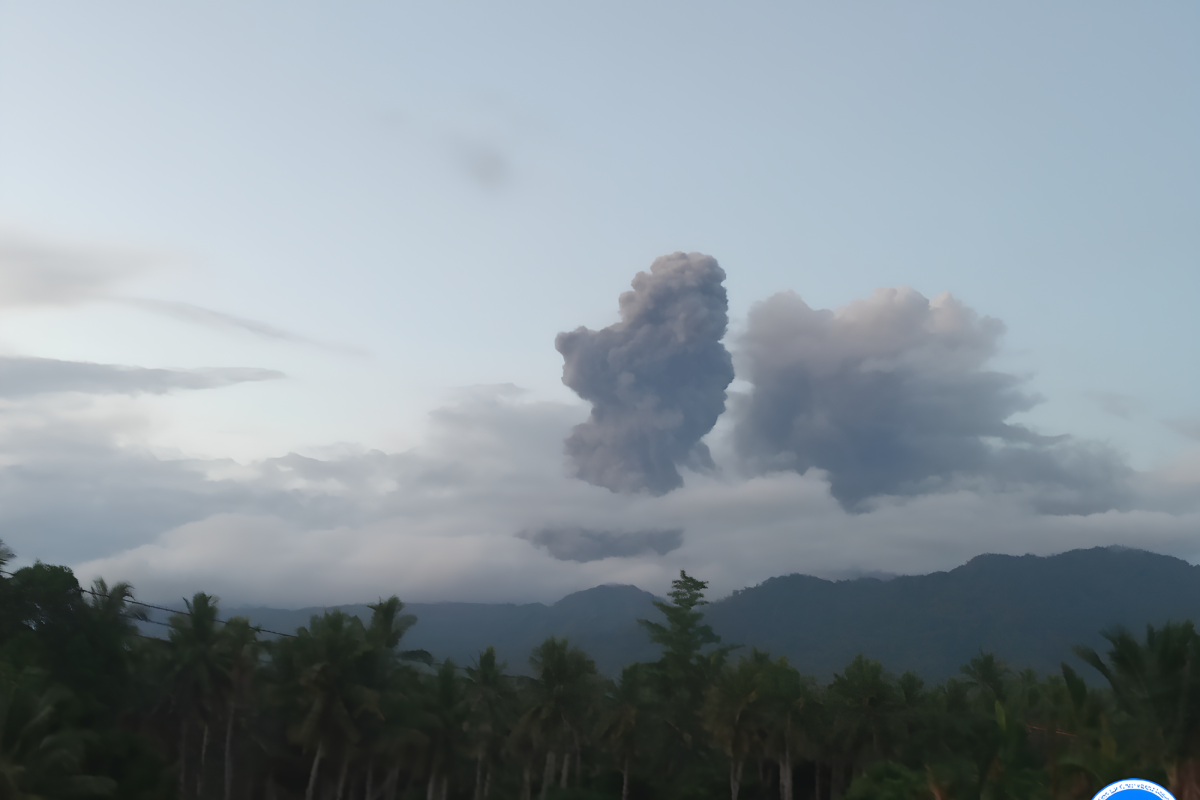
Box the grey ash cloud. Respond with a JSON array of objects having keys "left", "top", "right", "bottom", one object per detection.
[
  {"left": 555, "top": 252, "right": 734, "bottom": 495},
  {"left": 517, "top": 527, "right": 683, "bottom": 562},
  {"left": 733, "top": 287, "right": 1130, "bottom": 513},
  {"left": 0, "top": 356, "right": 283, "bottom": 397}
]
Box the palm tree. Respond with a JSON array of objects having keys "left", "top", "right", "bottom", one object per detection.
[
  {"left": 527, "top": 636, "right": 598, "bottom": 796},
  {"left": 167, "top": 592, "right": 229, "bottom": 800},
  {"left": 359, "top": 596, "right": 428, "bottom": 800},
  {"left": 83, "top": 578, "right": 149, "bottom": 724},
  {"left": 217, "top": 617, "right": 260, "bottom": 800},
  {"left": 421, "top": 658, "right": 468, "bottom": 800},
  {"left": 754, "top": 653, "right": 818, "bottom": 800},
  {"left": 1049, "top": 662, "right": 1130, "bottom": 797},
  {"left": 826, "top": 655, "right": 898, "bottom": 797},
  {"left": 597, "top": 663, "right": 652, "bottom": 800},
  {"left": 272, "top": 610, "right": 379, "bottom": 800},
  {"left": 87, "top": 578, "right": 148, "bottom": 638},
  {"left": 465, "top": 646, "right": 513, "bottom": 800},
  {"left": 507, "top": 704, "right": 542, "bottom": 800},
  {"left": 702, "top": 655, "right": 763, "bottom": 800},
  {"left": 1075, "top": 621, "right": 1200, "bottom": 799},
  {"left": 0, "top": 664, "right": 116, "bottom": 799}
]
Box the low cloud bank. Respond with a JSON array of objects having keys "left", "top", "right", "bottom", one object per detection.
[{"left": 55, "top": 388, "right": 1200, "bottom": 607}]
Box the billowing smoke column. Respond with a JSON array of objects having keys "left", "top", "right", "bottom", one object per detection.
[
  {"left": 733, "top": 287, "right": 1130, "bottom": 513},
  {"left": 556, "top": 252, "right": 735, "bottom": 495}
]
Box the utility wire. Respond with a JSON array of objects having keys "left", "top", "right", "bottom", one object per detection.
[{"left": 0, "top": 568, "right": 297, "bottom": 638}]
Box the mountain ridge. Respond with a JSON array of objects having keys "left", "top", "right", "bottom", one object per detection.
[{"left": 180, "top": 546, "right": 1200, "bottom": 680}]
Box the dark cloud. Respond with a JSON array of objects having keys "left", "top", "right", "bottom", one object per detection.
[
  {"left": 555, "top": 252, "right": 735, "bottom": 495},
  {"left": 733, "top": 287, "right": 1131, "bottom": 513},
  {"left": 0, "top": 356, "right": 283, "bottom": 397},
  {"left": 517, "top": 527, "right": 683, "bottom": 562}
]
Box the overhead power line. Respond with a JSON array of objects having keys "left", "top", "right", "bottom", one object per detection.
[{"left": 0, "top": 568, "right": 297, "bottom": 638}]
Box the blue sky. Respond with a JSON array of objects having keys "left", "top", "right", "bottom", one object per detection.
[{"left": 0, "top": 3, "right": 1197, "bottom": 605}]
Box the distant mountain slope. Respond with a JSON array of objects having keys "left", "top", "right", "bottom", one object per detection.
[
  {"left": 704, "top": 546, "right": 1200, "bottom": 680},
  {"left": 226, "top": 584, "right": 663, "bottom": 677},
  {"left": 209, "top": 547, "right": 1199, "bottom": 680}
]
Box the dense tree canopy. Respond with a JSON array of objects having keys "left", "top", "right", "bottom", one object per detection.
[{"left": 1, "top": 549, "right": 1197, "bottom": 799}]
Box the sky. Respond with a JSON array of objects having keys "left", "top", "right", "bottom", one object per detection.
[{"left": 0, "top": 2, "right": 1197, "bottom": 607}]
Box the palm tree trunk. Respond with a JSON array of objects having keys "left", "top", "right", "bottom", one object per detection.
[
  {"left": 560, "top": 750, "right": 570, "bottom": 788},
  {"left": 1170, "top": 757, "right": 1200, "bottom": 800},
  {"left": 780, "top": 747, "right": 792, "bottom": 800},
  {"left": 814, "top": 761, "right": 822, "bottom": 800},
  {"left": 366, "top": 764, "right": 374, "bottom": 800},
  {"left": 179, "top": 717, "right": 189, "bottom": 800},
  {"left": 306, "top": 740, "right": 325, "bottom": 800},
  {"left": 336, "top": 750, "right": 350, "bottom": 800},
  {"left": 474, "top": 753, "right": 484, "bottom": 800},
  {"left": 438, "top": 775, "right": 449, "bottom": 800},
  {"left": 730, "top": 758, "right": 744, "bottom": 800},
  {"left": 266, "top": 773, "right": 278, "bottom": 800},
  {"left": 520, "top": 762, "right": 532, "bottom": 800},
  {"left": 224, "top": 701, "right": 236, "bottom": 800},
  {"left": 198, "top": 722, "right": 210, "bottom": 797},
  {"left": 540, "top": 752, "right": 556, "bottom": 800},
  {"left": 483, "top": 765, "right": 492, "bottom": 799},
  {"left": 830, "top": 758, "right": 845, "bottom": 800},
  {"left": 384, "top": 766, "right": 399, "bottom": 800},
  {"left": 621, "top": 755, "right": 630, "bottom": 800},
  {"left": 574, "top": 731, "right": 583, "bottom": 788},
  {"left": 426, "top": 770, "right": 437, "bottom": 800}
]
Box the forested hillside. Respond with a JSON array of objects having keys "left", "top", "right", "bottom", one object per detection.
[
  {"left": 705, "top": 546, "right": 1200, "bottom": 679},
  {"left": 5, "top": 542, "right": 1200, "bottom": 800},
  {"left": 203, "top": 547, "right": 1200, "bottom": 680}
]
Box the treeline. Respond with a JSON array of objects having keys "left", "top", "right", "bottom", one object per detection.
[{"left": 1, "top": 551, "right": 1199, "bottom": 800}]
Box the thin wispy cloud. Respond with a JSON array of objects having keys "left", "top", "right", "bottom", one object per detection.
[
  {"left": 0, "top": 356, "right": 283, "bottom": 397},
  {"left": 120, "top": 299, "right": 363, "bottom": 354},
  {"left": 0, "top": 227, "right": 358, "bottom": 353},
  {"left": 0, "top": 227, "right": 153, "bottom": 308}
]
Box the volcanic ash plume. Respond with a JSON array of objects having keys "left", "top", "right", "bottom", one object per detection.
[
  {"left": 733, "top": 286, "right": 1130, "bottom": 513},
  {"left": 555, "top": 252, "right": 734, "bottom": 495}
]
